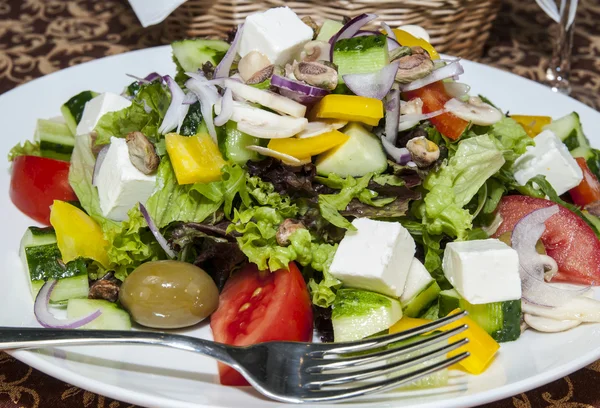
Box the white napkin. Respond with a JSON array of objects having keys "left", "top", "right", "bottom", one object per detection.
[{"left": 128, "top": 0, "right": 189, "bottom": 27}]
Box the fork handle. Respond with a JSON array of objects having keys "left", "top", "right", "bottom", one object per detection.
[{"left": 0, "top": 327, "right": 236, "bottom": 366}]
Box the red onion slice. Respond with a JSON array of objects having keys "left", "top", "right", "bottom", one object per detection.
[
  {"left": 92, "top": 145, "right": 109, "bottom": 187},
  {"left": 34, "top": 280, "right": 102, "bottom": 329},
  {"left": 183, "top": 92, "right": 198, "bottom": 105},
  {"left": 139, "top": 203, "right": 176, "bottom": 259},
  {"left": 329, "top": 14, "right": 378, "bottom": 59},
  {"left": 444, "top": 82, "right": 471, "bottom": 98},
  {"left": 401, "top": 60, "right": 464, "bottom": 92},
  {"left": 381, "top": 138, "right": 411, "bottom": 164},
  {"left": 398, "top": 108, "right": 446, "bottom": 132},
  {"left": 384, "top": 89, "right": 400, "bottom": 143},
  {"left": 214, "top": 87, "right": 233, "bottom": 127},
  {"left": 214, "top": 24, "right": 244, "bottom": 79},
  {"left": 125, "top": 72, "right": 163, "bottom": 84},
  {"left": 342, "top": 61, "right": 399, "bottom": 100},
  {"left": 381, "top": 22, "right": 397, "bottom": 42},
  {"left": 271, "top": 74, "right": 329, "bottom": 105},
  {"left": 512, "top": 206, "right": 590, "bottom": 307},
  {"left": 186, "top": 76, "right": 221, "bottom": 141},
  {"left": 159, "top": 75, "right": 189, "bottom": 135}
]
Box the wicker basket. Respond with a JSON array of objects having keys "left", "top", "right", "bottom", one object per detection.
[{"left": 164, "top": 0, "right": 501, "bottom": 60}]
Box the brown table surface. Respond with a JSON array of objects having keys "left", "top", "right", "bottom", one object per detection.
[{"left": 1, "top": 0, "right": 600, "bottom": 407}]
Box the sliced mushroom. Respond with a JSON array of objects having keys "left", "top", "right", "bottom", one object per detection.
[
  {"left": 276, "top": 219, "right": 306, "bottom": 246},
  {"left": 394, "top": 53, "right": 434, "bottom": 84},
  {"left": 400, "top": 98, "right": 423, "bottom": 115},
  {"left": 301, "top": 16, "right": 319, "bottom": 40},
  {"left": 300, "top": 41, "right": 331, "bottom": 62},
  {"left": 444, "top": 96, "right": 503, "bottom": 126},
  {"left": 406, "top": 136, "right": 440, "bottom": 168},
  {"left": 238, "top": 51, "right": 271, "bottom": 82},
  {"left": 294, "top": 61, "right": 338, "bottom": 91},
  {"left": 389, "top": 46, "right": 412, "bottom": 61},
  {"left": 126, "top": 131, "right": 159, "bottom": 175}
]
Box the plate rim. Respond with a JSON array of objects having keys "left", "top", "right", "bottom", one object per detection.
[{"left": 4, "top": 45, "right": 600, "bottom": 408}]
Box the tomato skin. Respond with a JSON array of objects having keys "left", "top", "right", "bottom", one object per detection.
[
  {"left": 403, "top": 81, "right": 469, "bottom": 140},
  {"left": 9, "top": 156, "right": 77, "bottom": 225},
  {"left": 210, "top": 262, "right": 313, "bottom": 386},
  {"left": 569, "top": 157, "right": 600, "bottom": 207},
  {"left": 493, "top": 195, "right": 600, "bottom": 285}
]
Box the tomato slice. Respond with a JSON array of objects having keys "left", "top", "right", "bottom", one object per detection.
[
  {"left": 210, "top": 262, "right": 313, "bottom": 386},
  {"left": 569, "top": 157, "right": 600, "bottom": 207},
  {"left": 493, "top": 195, "right": 600, "bottom": 285},
  {"left": 9, "top": 156, "right": 77, "bottom": 225},
  {"left": 403, "top": 81, "right": 469, "bottom": 140}
]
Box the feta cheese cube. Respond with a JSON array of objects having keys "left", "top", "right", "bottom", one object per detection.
[
  {"left": 400, "top": 258, "right": 434, "bottom": 304},
  {"left": 76, "top": 92, "right": 132, "bottom": 136},
  {"left": 512, "top": 129, "right": 583, "bottom": 195},
  {"left": 95, "top": 137, "right": 156, "bottom": 221},
  {"left": 239, "top": 7, "right": 313, "bottom": 66},
  {"left": 442, "top": 239, "right": 521, "bottom": 304},
  {"left": 329, "top": 219, "right": 415, "bottom": 298}
]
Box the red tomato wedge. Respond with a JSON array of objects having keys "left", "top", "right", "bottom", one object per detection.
[
  {"left": 493, "top": 195, "right": 600, "bottom": 285},
  {"left": 569, "top": 157, "right": 600, "bottom": 207},
  {"left": 210, "top": 262, "right": 313, "bottom": 386},
  {"left": 403, "top": 81, "right": 469, "bottom": 140},
  {"left": 9, "top": 155, "right": 77, "bottom": 225}
]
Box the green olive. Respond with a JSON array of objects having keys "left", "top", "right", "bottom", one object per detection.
[
  {"left": 119, "top": 260, "right": 219, "bottom": 329},
  {"left": 497, "top": 231, "right": 546, "bottom": 254}
]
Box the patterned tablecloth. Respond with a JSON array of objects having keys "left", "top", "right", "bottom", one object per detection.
[{"left": 1, "top": 1, "right": 600, "bottom": 407}]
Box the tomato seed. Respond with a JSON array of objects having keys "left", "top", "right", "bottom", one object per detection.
[
  {"left": 251, "top": 287, "right": 262, "bottom": 298},
  {"left": 239, "top": 302, "right": 251, "bottom": 312}
]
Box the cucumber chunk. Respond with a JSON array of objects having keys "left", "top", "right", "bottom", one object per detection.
[
  {"left": 61, "top": 91, "right": 99, "bottom": 135},
  {"left": 332, "top": 288, "right": 402, "bottom": 342},
  {"left": 172, "top": 39, "right": 230, "bottom": 73},
  {"left": 316, "top": 19, "right": 343, "bottom": 42},
  {"left": 34, "top": 118, "right": 75, "bottom": 161},
  {"left": 439, "top": 289, "right": 521, "bottom": 342},
  {"left": 48, "top": 274, "right": 89, "bottom": 304},
  {"left": 316, "top": 123, "right": 387, "bottom": 177},
  {"left": 401, "top": 259, "right": 440, "bottom": 318},
  {"left": 333, "top": 35, "right": 390, "bottom": 83},
  {"left": 67, "top": 299, "right": 131, "bottom": 330},
  {"left": 219, "top": 121, "right": 263, "bottom": 164}
]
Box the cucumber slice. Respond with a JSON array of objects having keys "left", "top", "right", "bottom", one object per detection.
[
  {"left": 316, "top": 19, "right": 343, "bottom": 42},
  {"left": 403, "top": 281, "right": 441, "bottom": 318},
  {"left": 392, "top": 334, "right": 450, "bottom": 390},
  {"left": 543, "top": 112, "right": 587, "bottom": 151},
  {"left": 34, "top": 119, "right": 75, "bottom": 161},
  {"left": 316, "top": 123, "right": 387, "bottom": 177},
  {"left": 21, "top": 226, "right": 57, "bottom": 247},
  {"left": 439, "top": 289, "right": 521, "bottom": 342},
  {"left": 401, "top": 259, "right": 440, "bottom": 318},
  {"left": 332, "top": 288, "right": 402, "bottom": 342},
  {"left": 333, "top": 35, "right": 390, "bottom": 83},
  {"left": 48, "top": 274, "right": 89, "bottom": 303},
  {"left": 172, "top": 39, "right": 230, "bottom": 73},
  {"left": 219, "top": 121, "right": 263, "bottom": 164},
  {"left": 67, "top": 299, "right": 131, "bottom": 330},
  {"left": 61, "top": 91, "right": 99, "bottom": 135},
  {"left": 180, "top": 102, "right": 203, "bottom": 136}
]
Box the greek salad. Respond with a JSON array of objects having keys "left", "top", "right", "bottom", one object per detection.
[{"left": 8, "top": 7, "right": 600, "bottom": 387}]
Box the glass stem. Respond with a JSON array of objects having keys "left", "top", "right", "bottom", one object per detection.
[{"left": 545, "top": 0, "right": 577, "bottom": 94}]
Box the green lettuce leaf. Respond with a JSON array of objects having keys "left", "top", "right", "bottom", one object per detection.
[
  {"left": 146, "top": 158, "right": 248, "bottom": 228},
  {"left": 245, "top": 175, "right": 297, "bottom": 218},
  {"left": 8, "top": 140, "right": 41, "bottom": 161},
  {"left": 421, "top": 134, "right": 506, "bottom": 239},
  {"left": 490, "top": 117, "right": 534, "bottom": 160},
  {"left": 316, "top": 174, "right": 373, "bottom": 230},
  {"left": 103, "top": 205, "right": 165, "bottom": 280},
  {"left": 94, "top": 81, "right": 170, "bottom": 146}
]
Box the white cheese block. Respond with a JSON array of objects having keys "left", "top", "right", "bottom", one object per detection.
[
  {"left": 442, "top": 239, "right": 521, "bottom": 304},
  {"left": 239, "top": 7, "right": 313, "bottom": 66},
  {"left": 329, "top": 218, "right": 415, "bottom": 298},
  {"left": 400, "top": 258, "right": 434, "bottom": 304},
  {"left": 512, "top": 129, "right": 583, "bottom": 195},
  {"left": 76, "top": 92, "right": 132, "bottom": 136},
  {"left": 95, "top": 137, "right": 156, "bottom": 221}
]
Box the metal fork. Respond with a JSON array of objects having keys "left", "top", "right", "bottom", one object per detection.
[{"left": 0, "top": 312, "right": 469, "bottom": 403}]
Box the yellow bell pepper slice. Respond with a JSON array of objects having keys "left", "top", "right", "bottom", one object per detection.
[
  {"left": 267, "top": 130, "right": 349, "bottom": 159},
  {"left": 50, "top": 200, "right": 109, "bottom": 267},
  {"left": 510, "top": 115, "right": 552, "bottom": 138},
  {"left": 165, "top": 132, "right": 226, "bottom": 185},
  {"left": 389, "top": 309, "right": 500, "bottom": 375},
  {"left": 392, "top": 29, "right": 440, "bottom": 60},
  {"left": 310, "top": 95, "right": 384, "bottom": 126}
]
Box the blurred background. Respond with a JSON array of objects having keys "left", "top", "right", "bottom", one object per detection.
[{"left": 1, "top": 1, "right": 600, "bottom": 407}]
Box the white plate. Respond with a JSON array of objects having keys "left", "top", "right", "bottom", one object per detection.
[{"left": 2, "top": 46, "right": 600, "bottom": 408}]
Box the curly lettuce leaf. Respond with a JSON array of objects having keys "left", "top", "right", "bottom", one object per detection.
[
  {"left": 316, "top": 174, "right": 373, "bottom": 230},
  {"left": 94, "top": 81, "right": 170, "bottom": 146},
  {"left": 8, "top": 140, "right": 41, "bottom": 161},
  {"left": 146, "top": 158, "right": 248, "bottom": 228},
  {"left": 490, "top": 117, "right": 534, "bottom": 160},
  {"left": 421, "top": 134, "right": 505, "bottom": 239}
]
